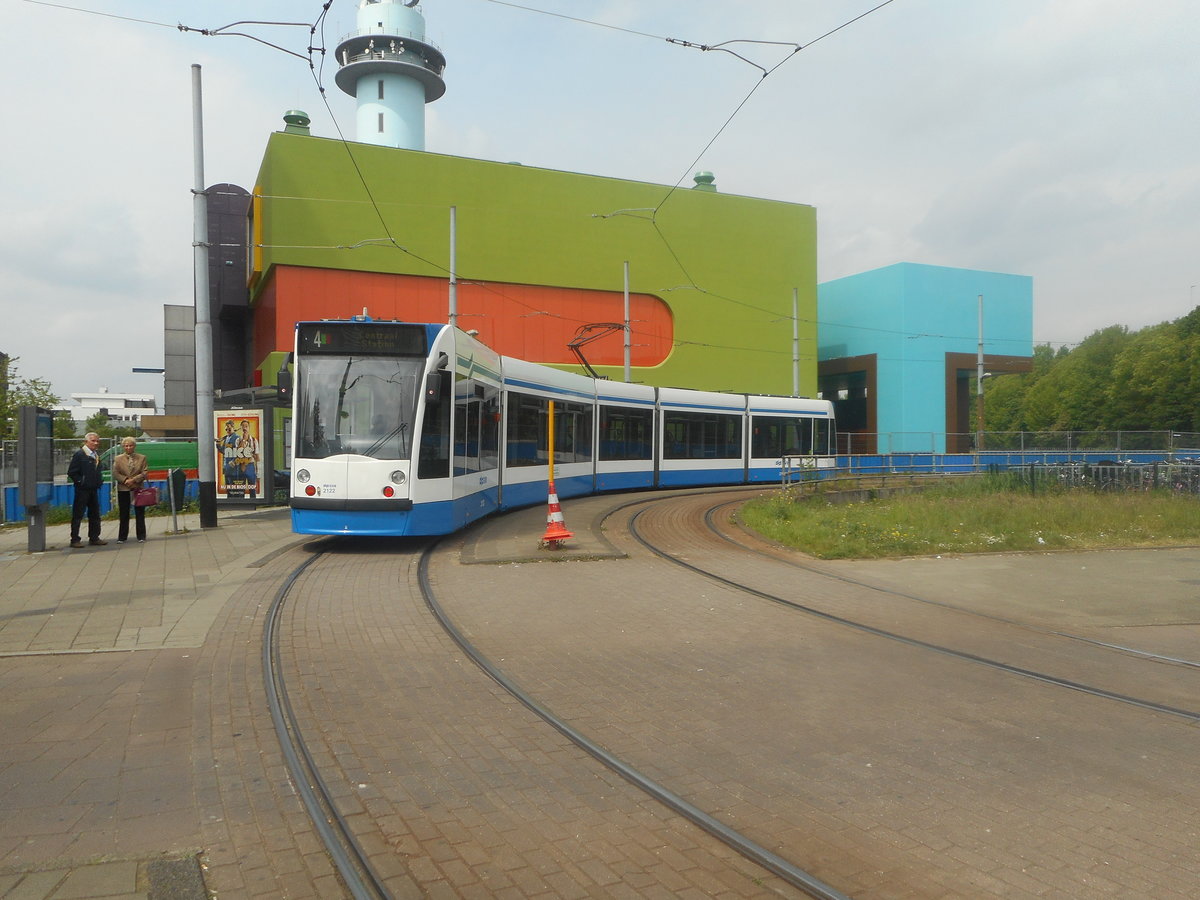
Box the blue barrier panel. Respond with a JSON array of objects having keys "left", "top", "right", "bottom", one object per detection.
[
  {"left": 2, "top": 478, "right": 205, "bottom": 523},
  {"left": 3, "top": 483, "right": 112, "bottom": 523}
]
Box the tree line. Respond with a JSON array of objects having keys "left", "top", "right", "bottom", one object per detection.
[
  {"left": 983, "top": 306, "right": 1200, "bottom": 435},
  {"left": 0, "top": 356, "right": 138, "bottom": 440}
]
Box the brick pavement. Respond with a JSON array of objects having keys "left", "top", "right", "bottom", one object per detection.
[
  {"left": 273, "top": 542, "right": 804, "bottom": 896},
  {"left": 0, "top": 508, "right": 303, "bottom": 899},
  {"left": 1, "top": 492, "right": 1197, "bottom": 897},
  {"left": 427, "top": 493, "right": 1200, "bottom": 897}
]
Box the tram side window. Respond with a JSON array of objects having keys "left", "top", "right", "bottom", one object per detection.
[
  {"left": 417, "top": 371, "right": 451, "bottom": 479},
  {"left": 506, "top": 393, "right": 594, "bottom": 466},
  {"left": 480, "top": 392, "right": 500, "bottom": 471},
  {"left": 506, "top": 392, "right": 542, "bottom": 467},
  {"left": 599, "top": 406, "right": 653, "bottom": 460},
  {"left": 554, "top": 400, "right": 593, "bottom": 465},
  {"left": 751, "top": 417, "right": 782, "bottom": 459},
  {"left": 754, "top": 416, "right": 833, "bottom": 457},
  {"left": 794, "top": 419, "right": 816, "bottom": 455},
  {"left": 454, "top": 380, "right": 498, "bottom": 476},
  {"left": 814, "top": 418, "right": 833, "bottom": 456},
  {"left": 662, "top": 411, "right": 742, "bottom": 459},
  {"left": 798, "top": 419, "right": 816, "bottom": 455}
]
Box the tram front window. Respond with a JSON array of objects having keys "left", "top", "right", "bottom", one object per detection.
[{"left": 296, "top": 356, "right": 422, "bottom": 460}]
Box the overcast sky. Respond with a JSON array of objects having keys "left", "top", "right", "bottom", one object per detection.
[{"left": 6, "top": 0, "right": 1198, "bottom": 409}]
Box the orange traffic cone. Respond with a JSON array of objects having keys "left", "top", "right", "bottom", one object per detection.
[{"left": 540, "top": 480, "right": 574, "bottom": 547}]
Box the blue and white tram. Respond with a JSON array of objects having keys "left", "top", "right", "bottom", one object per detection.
[
  {"left": 658, "top": 387, "right": 749, "bottom": 487},
  {"left": 747, "top": 393, "right": 837, "bottom": 482},
  {"left": 595, "top": 380, "right": 657, "bottom": 494},
  {"left": 288, "top": 318, "right": 835, "bottom": 536},
  {"left": 500, "top": 356, "right": 597, "bottom": 508}
]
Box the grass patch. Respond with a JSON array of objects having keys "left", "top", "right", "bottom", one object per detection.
[{"left": 739, "top": 475, "right": 1200, "bottom": 559}]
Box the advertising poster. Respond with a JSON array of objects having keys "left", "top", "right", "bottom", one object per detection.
[{"left": 214, "top": 410, "right": 264, "bottom": 500}]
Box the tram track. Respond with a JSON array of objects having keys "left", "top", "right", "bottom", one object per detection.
[
  {"left": 621, "top": 492, "right": 1200, "bottom": 725},
  {"left": 707, "top": 498, "right": 1200, "bottom": 670},
  {"left": 416, "top": 538, "right": 851, "bottom": 900},
  {"left": 263, "top": 543, "right": 393, "bottom": 900},
  {"left": 261, "top": 533, "right": 847, "bottom": 899},
  {"left": 257, "top": 493, "right": 1200, "bottom": 898}
]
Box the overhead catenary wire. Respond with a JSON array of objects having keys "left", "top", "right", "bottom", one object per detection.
[
  {"left": 20, "top": 0, "right": 174, "bottom": 28},
  {"left": 476, "top": 0, "right": 664, "bottom": 41},
  {"left": 21, "top": 1, "right": 885, "bottom": 330},
  {"left": 24, "top": 0, "right": 1064, "bottom": 354},
  {"left": 574, "top": 0, "right": 901, "bottom": 333},
  {"left": 652, "top": 0, "right": 899, "bottom": 211}
]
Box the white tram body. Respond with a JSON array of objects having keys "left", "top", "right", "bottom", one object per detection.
[{"left": 289, "top": 319, "right": 835, "bottom": 536}]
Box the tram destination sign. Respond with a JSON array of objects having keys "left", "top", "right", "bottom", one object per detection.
[{"left": 297, "top": 323, "right": 428, "bottom": 356}]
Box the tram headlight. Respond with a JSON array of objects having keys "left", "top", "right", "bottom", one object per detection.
[
  {"left": 389, "top": 470, "right": 406, "bottom": 485},
  {"left": 296, "top": 469, "right": 311, "bottom": 483}
]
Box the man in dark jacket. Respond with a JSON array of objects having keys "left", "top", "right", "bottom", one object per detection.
[{"left": 67, "top": 432, "right": 107, "bottom": 547}]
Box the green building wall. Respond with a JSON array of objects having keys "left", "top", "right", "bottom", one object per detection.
[{"left": 251, "top": 131, "right": 819, "bottom": 396}]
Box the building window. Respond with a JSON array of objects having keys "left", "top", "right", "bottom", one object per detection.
[
  {"left": 377, "top": 113, "right": 384, "bottom": 133},
  {"left": 377, "top": 79, "right": 384, "bottom": 100}
]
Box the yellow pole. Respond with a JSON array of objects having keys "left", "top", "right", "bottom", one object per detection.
[{"left": 547, "top": 400, "right": 555, "bottom": 484}]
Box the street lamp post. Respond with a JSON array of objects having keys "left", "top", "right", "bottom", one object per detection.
[
  {"left": 192, "top": 64, "right": 217, "bottom": 528},
  {"left": 976, "top": 294, "right": 984, "bottom": 452}
]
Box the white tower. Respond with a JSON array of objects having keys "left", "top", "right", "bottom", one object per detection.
[{"left": 335, "top": 0, "right": 446, "bottom": 150}]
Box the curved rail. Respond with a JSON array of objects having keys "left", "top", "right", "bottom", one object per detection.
[
  {"left": 262, "top": 547, "right": 392, "bottom": 900},
  {"left": 416, "top": 538, "right": 851, "bottom": 900},
  {"left": 705, "top": 499, "right": 1200, "bottom": 669},
  {"left": 624, "top": 500, "right": 1200, "bottom": 724}
]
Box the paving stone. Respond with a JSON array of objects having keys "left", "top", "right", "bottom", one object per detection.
[{"left": 2, "top": 499, "right": 1198, "bottom": 897}]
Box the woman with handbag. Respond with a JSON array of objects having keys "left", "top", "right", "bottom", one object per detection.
[{"left": 113, "top": 437, "right": 150, "bottom": 543}]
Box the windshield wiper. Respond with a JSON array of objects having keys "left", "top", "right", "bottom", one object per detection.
[{"left": 362, "top": 422, "right": 408, "bottom": 458}]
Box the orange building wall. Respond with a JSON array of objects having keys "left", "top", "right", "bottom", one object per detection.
[{"left": 254, "top": 266, "right": 674, "bottom": 367}]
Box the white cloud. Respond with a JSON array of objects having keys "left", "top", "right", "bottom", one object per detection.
[{"left": 3, "top": 0, "right": 1198, "bottom": 405}]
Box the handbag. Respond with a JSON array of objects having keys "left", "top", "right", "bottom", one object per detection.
[{"left": 133, "top": 486, "right": 159, "bottom": 507}]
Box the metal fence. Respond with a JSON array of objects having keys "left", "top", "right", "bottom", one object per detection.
[
  {"left": 1, "top": 438, "right": 199, "bottom": 524},
  {"left": 1, "top": 439, "right": 103, "bottom": 489},
  {"left": 8, "top": 432, "right": 1199, "bottom": 471},
  {"left": 835, "top": 431, "right": 1200, "bottom": 456},
  {"left": 6, "top": 431, "right": 1200, "bottom": 522},
  {"left": 1010, "top": 459, "right": 1200, "bottom": 495},
  {"left": 0, "top": 437, "right": 199, "bottom": 483}
]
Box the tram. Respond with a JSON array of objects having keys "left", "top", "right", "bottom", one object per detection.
[{"left": 287, "top": 318, "right": 836, "bottom": 536}]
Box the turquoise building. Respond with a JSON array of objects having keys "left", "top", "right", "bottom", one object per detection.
[{"left": 818, "top": 263, "right": 1034, "bottom": 453}]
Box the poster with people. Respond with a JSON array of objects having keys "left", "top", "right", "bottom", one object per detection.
[{"left": 214, "top": 411, "right": 263, "bottom": 500}]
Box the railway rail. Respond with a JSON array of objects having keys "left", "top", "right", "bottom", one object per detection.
[
  {"left": 261, "top": 534, "right": 848, "bottom": 899},
  {"left": 624, "top": 493, "right": 1200, "bottom": 724},
  {"left": 264, "top": 545, "right": 393, "bottom": 900},
  {"left": 256, "top": 488, "right": 1200, "bottom": 898}
]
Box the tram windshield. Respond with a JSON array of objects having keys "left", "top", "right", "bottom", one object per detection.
[{"left": 295, "top": 356, "right": 423, "bottom": 460}]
